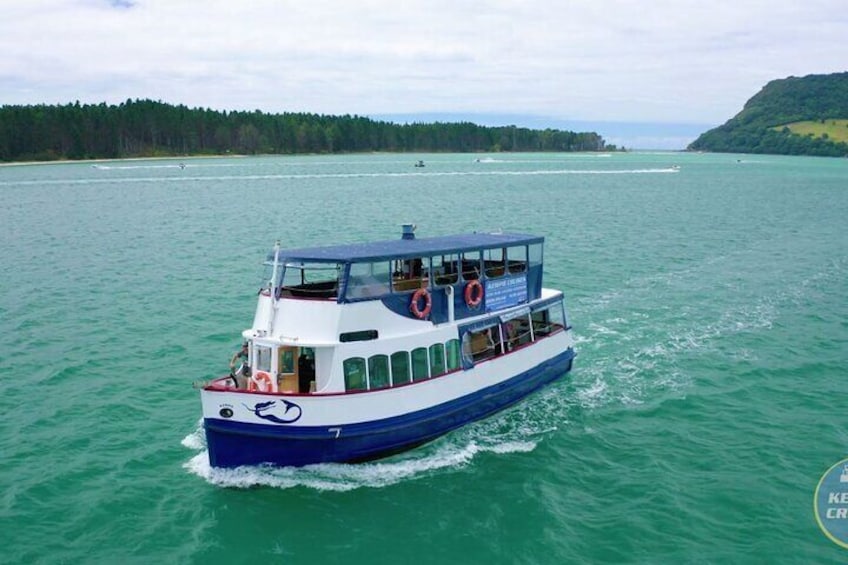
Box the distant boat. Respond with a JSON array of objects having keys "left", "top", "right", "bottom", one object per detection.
[{"left": 414, "top": 160, "right": 425, "bottom": 167}]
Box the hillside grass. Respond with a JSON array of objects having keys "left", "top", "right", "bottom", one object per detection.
[{"left": 773, "top": 119, "right": 848, "bottom": 143}]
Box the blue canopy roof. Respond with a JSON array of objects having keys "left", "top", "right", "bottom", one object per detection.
[{"left": 267, "top": 232, "right": 544, "bottom": 263}]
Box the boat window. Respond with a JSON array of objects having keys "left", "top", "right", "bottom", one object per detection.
[
  {"left": 339, "top": 329, "right": 379, "bottom": 342},
  {"left": 392, "top": 257, "right": 429, "bottom": 292},
  {"left": 506, "top": 245, "right": 527, "bottom": 274},
  {"left": 261, "top": 262, "right": 280, "bottom": 289},
  {"left": 502, "top": 314, "right": 532, "bottom": 351},
  {"left": 347, "top": 261, "right": 391, "bottom": 299},
  {"left": 280, "top": 262, "right": 341, "bottom": 299},
  {"left": 531, "top": 305, "right": 565, "bottom": 338},
  {"left": 484, "top": 248, "right": 506, "bottom": 279},
  {"left": 461, "top": 251, "right": 481, "bottom": 281},
  {"left": 431, "top": 254, "right": 459, "bottom": 286},
  {"left": 429, "top": 343, "right": 446, "bottom": 377},
  {"left": 368, "top": 355, "right": 391, "bottom": 390},
  {"left": 464, "top": 328, "right": 497, "bottom": 362},
  {"left": 528, "top": 243, "right": 542, "bottom": 269},
  {"left": 390, "top": 351, "right": 411, "bottom": 385},
  {"left": 445, "top": 339, "right": 461, "bottom": 371},
  {"left": 549, "top": 303, "right": 567, "bottom": 332},
  {"left": 411, "top": 347, "right": 429, "bottom": 381},
  {"left": 255, "top": 346, "right": 272, "bottom": 372},
  {"left": 343, "top": 357, "right": 367, "bottom": 391}
]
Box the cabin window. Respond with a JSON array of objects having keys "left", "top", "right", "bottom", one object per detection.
[
  {"left": 431, "top": 254, "right": 459, "bottom": 286},
  {"left": 550, "top": 303, "right": 567, "bottom": 331},
  {"left": 502, "top": 314, "right": 532, "bottom": 351},
  {"left": 340, "top": 329, "right": 379, "bottom": 342},
  {"left": 531, "top": 310, "right": 552, "bottom": 337},
  {"left": 445, "top": 339, "right": 461, "bottom": 371},
  {"left": 429, "top": 343, "right": 446, "bottom": 377},
  {"left": 280, "top": 262, "right": 341, "bottom": 299},
  {"left": 528, "top": 243, "right": 542, "bottom": 269},
  {"left": 255, "top": 346, "right": 272, "bottom": 372},
  {"left": 506, "top": 245, "right": 527, "bottom": 274},
  {"left": 368, "top": 355, "right": 391, "bottom": 389},
  {"left": 464, "top": 328, "right": 497, "bottom": 362},
  {"left": 391, "top": 351, "right": 411, "bottom": 385},
  {"left": 392, "top": 257, "right": 429, "bottom": 292},
  {"left": 347, "top": 261, "right": 391, "bottom": 299},
  {"left": 531, "top": 304, "right": 565, "bottom": 338},
  {"left": 461, "top": 251, "right": 481, "bottom": 280},
  {"left": 411, "top": 347, "right": 429, "bottom": 381},
  {"left": 484, "top": 248, "right": 505, "bottom": 279},
  {"left": 343, "top": 357, "right": 367, "bottom": 391}
]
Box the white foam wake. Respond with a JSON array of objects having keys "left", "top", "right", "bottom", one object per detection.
[
  {"left": 182, "top": 439, "right": 537, "bottom": 491},
  {"left": 0, "top": 167, "right": 679, "bottom": 187}
]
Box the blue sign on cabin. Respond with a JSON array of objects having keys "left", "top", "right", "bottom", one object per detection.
[{"left": 485, "top": 275, "right": 528, "bottom": 311}]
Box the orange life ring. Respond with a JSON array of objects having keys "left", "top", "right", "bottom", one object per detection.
[
  {"left": 248, "top": 370, "right": 274, "bottom": 392},
  {"left": 410, "top": 288, "right": 432, "bottom": 319},
  {"left": 464, "top": 280, "right": 484, "bottom": 308}
]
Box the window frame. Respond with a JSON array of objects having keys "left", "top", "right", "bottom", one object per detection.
[
  {"left": 343, "top": 357, "right": 367, "bottom": 391},
  {"left": 429, "top": 343, "right": 446, "bottom": 377},
  {"left": 411, "top": 347, "right": 429, "bottom": 381},
  {"left": 390, "top": 351, "right": 411, "bottom": 386},
  {"left": 368, "top": 354, "right": 391, "bottom": 390}
]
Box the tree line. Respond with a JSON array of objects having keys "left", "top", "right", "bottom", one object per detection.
[{"left": 0, "top": 99, "right": 611, "bottom": 162}]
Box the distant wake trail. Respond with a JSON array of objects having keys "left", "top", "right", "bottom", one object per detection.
[{"left": 0, "top": 168, "right": 680, "bottom": 187}]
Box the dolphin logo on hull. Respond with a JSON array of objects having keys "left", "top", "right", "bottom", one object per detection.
[{"left": 243, "top": 399, "right": 303, "bottom": 424}]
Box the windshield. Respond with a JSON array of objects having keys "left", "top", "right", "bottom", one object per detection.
[{"left": 278, "top": 261, "right": 341, "bottom": 299}]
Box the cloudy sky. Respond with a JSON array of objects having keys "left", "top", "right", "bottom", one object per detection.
[{"left": 2, "top": 1, "right": 846, "bottom": 147}]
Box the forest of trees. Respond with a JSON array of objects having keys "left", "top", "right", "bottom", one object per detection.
[
  {"left": 688, "top": 72, "right": 848, "bottom": 157},
  {"left": 0, "top": 99, "right": 611, "bottom": 162}
]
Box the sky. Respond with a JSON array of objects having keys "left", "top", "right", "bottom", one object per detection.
[{"left": 2, "top": 0, "right": 846, "bottom": 149}]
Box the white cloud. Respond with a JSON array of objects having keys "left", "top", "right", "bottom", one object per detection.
[{"left": 1, "top": 0, "right": 846, "bottom": 125}]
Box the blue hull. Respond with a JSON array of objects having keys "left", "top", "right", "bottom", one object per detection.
[{"left": 204, "top": 348, "right": 575, "bottom": 468}]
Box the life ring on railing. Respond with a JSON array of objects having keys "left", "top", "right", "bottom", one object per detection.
[
  {"left": 410, "top": 288, "right": 432, "bottom": 319},
  {"left": 464, "top": 279, "right": 484, "bottom": 308},
  {"left": 248, "top": 370, "right": 274, "bottom": 392}
]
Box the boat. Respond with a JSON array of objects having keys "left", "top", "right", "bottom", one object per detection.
[
  {"left": 414, "top": 160, "right": 425, "bottom": 167},
  {"left": 199, "top": 225, "right": 576, "bottom": 468}
]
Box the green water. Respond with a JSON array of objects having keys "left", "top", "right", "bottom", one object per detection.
[{"left": 1, "top": 152, "right": 847, "bottom": 564}]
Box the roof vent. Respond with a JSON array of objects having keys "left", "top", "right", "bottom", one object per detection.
[{"left": 401, "top": 223, "right": 416, "bottom": 240}]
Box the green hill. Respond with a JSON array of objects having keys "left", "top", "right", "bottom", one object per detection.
[{"left": 688, "top": 72, "right": 848, "bottom": 157}]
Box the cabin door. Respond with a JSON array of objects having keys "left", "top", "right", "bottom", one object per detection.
[{"left": 277, "top": 347, "right": 297, "bottom": 392}]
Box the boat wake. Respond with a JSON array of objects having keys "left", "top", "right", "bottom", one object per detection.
[
  {"left": 0, "top": 168, "right": 679, "bottom": 188},
  {"left": 92, "top": 163, "right": 190, "bottom": 170},
  {"left": 569, "top": 248, "right": 848, "bottom": 412}
]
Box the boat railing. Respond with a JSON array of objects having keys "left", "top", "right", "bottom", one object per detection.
[{"left": 391, "top": 276, "right": 429, "bottom": 292}]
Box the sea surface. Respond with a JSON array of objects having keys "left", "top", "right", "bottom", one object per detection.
[{"left": 1, "top": 152, "right": 847, "bottom": 564}]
